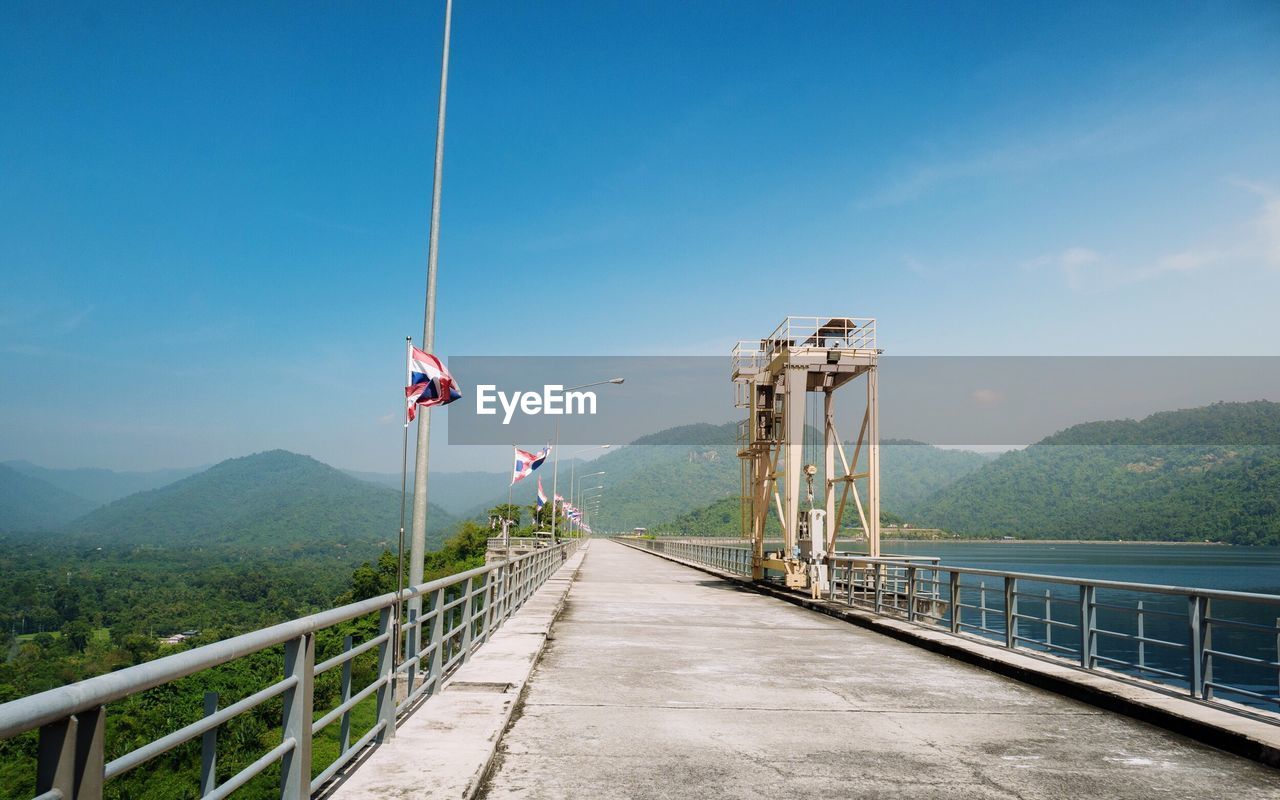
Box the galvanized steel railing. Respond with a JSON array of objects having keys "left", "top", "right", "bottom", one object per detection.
[
  {"left": 0, "top": 540, "right": 579, "bottom": 800},
  {"left": 621, "top": 538, "right": 1280, "bottom": 719}
]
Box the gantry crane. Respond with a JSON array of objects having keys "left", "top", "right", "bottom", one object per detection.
[{"left": 732, "top": 316, "right": 882, "bottom": 593}]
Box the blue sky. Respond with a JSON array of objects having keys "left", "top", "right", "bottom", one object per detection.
[{"left": 2, "top": 1, "right": 1278, "bottom": 472}]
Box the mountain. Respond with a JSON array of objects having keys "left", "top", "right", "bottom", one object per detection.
[
  {"left": 69, "top": 450, "right": 456, "bottom": 551},
  {"left": 910, "top": 402, "right": 1280, "bottom": 545},
  {"left": 467, "top": 424, "right": 990, "bottom": 532},
  {"left": 346, "top": 469, "right": 511, "bottom": 516},
  {"left": 651, "top": 496, "right": 774, "bottom": 537},
  {"left": 629, "top": 422, "right": 739, "bottom": 445},
  {"left": 0, "top": 464, "right": 97, "bottom": 532},
  {"left": 645, "top": 439, "right": 989, "bottom": 537},
  {"left": 879, "top": 439, "right": 993, "bottom": 511},
  {"left": 3, "top": 460, "right": 204, "bottom": 505}
]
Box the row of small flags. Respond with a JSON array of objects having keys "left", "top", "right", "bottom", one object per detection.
[
  {"left": 516, "top": 448, "right": 590, "bottom": 532},
  {"left": 402, "top": 344, "right": 589, "bottom": 532}
]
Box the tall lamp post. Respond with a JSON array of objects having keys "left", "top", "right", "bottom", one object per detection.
[
  {"left": 577, "top": 485, "right": 603, "bottom": 519},
  {"left": 575, "top": 472, "right": 605, "bottom": 512},
  {"left": 549, "top": 380, "right": 623, "bottom": 541},
  {"left": 580, "top": 491, "right": 603, "bottom": 533}
]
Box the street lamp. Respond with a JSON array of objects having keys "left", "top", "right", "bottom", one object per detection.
[
  {"left": 580, "top": 487, "right": 604, "bottom": 529},
  {"left": 575, "top": 472, "right": 606, "bottom": 511}
]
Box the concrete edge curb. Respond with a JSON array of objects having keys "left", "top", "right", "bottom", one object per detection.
[
  {"left": 324, "top": 544, "right": 590, "bottom": 800},
  {"left": 466, "top": 545, "right": 588, "bottom": 799},
  {"left": 618, "top": 540, "right": 1280, "bottom": 769}
]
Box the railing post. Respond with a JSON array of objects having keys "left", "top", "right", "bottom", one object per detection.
[
  {"left": 874, "top": 566, "right": 884, "bottom": 613},
  {"left": 1080, "top": 585, "right": 1096, "bottom": 669},
  {"left": 1004, "top": 577, "right": 1017, "bottom": 648},
  {"left": 500, "top": 561, "right": 513, "bottom": 623},
  {"left": 37, "top": 705, "right": 104, "bottom": 800},
  {"left": 375, "top": 606, "right": 395, "bottom": 743},
  {"left": 1188, "top": 594, "right": 1206, "bottom": 698},
  {"left": 428, "top": 587, "right": 445, "bottom": 694},
  {"left": 460, "top": 577, "right": 475, "bottom": 663},
  {"left": 1136, "top": 601, "right": 1145, "bottom": 672},
  {"left": 979, "top": 581, "right": 987, "bottom": 632},
  {"left": 949, "top": 571, "right": 961, "bottom": 633},
  {"left": 1197, "top": 596, "right": 1213, "bottom": 701},
  {"left": 339, "top": 635, "right": 353, "bottom": 754},
  {"left": 36, "top": 716, "right": 75, "bottom": 800},
  {"left": 200, "top": 691, "right": 218, "bottom": 797},
  {"left": 1044, "top": 589, "right": 1053, "bottom": 648},
  {"left": 480, "top": 571, "right": 493, "bottom": 645},
  {"left": 280, "top": 633, "right": 314, "bottom": 800},
  {"left": 906, "top": 566, "right": 917, "bottom": 622},
  {"left": 405, "top": 607, "right": 419, "bottom": 695}
]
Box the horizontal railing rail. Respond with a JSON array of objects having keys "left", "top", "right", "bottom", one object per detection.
[
  {"left": 485, "top": 536, "right": 558, "bottom": 550},
  {"left": 0, "top": 539, "right": 580, "bottom": 800},
  {"left": 620, "top": 538, "right": 1280, "bottom": 722}
]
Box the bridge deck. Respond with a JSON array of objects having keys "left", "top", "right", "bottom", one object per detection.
[{"left": 480, "top": 539, "right": 1280, "bottom": 799}]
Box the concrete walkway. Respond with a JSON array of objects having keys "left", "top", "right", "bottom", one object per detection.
[
  {"left": 327, "top": 545, "right": 587, "bottom": 800},
  {"left": 480, "top": 539, "right": 1280, "bottom": 799}
]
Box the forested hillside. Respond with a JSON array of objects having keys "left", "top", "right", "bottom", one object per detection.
[
  {"left": 69, "top": 450, "right": 456, "bottom": 551},
  {"left": 910, "top": 402, "right": 1280, "bottom": 544},
  {"left": 0, "top": 505, "right": 527, "bottom": 800}
]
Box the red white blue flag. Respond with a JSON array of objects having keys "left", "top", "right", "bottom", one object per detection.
[
  {"left": 536, "top": 477, "right": 547, "bottom": 511},
  {"left": 511, "top": 445, "right": 550, "bottom": 485},
  {"left": 406, "top": 345, "right": 461, "bottom": 421}
]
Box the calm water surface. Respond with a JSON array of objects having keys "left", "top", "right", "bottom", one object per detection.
[{"left": 881, "top": 541, "right": 1280, "bottom": 595}]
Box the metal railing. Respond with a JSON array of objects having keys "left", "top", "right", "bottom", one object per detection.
[
  {"left": 485, "top": 536, "right": 558, "bottom": 550},
  {"left": 731, "top": 318, "right": 878, "bottom": 377},
  {"left": 0, "top": 540, "right": 580, "bottom": 800},
  {"left": 620, "top": 539, "right": 1280, "bottom": 720},
  {"left": 763, "top": 316, "right": 876, "bottom": 356}
]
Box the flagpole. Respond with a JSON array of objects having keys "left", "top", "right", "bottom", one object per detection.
[
  {"left": 549, "top": 421, "right": 559, "bottom": 541},
  {"left": 408, "top": 0, "right": 453, "bottom": 649},
  {"left": 394, "top": 336, "right": 412, "bottom": 683}
]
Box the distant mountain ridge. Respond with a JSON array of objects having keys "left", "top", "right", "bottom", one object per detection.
[
  {"left": 3, "top": 460, "right": 205, "bottom": 505},
  {"left": 0, "top": 464, "right": 97, "bottom": 532},
  {"left": 69, "top": 450, "right": 456, "bottom": 551},
  {"left": 346, "top": 469, "right": 511, "bottom": 516}
]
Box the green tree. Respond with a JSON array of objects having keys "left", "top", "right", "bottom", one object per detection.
[{"left": 60, "top": 620, "right": 92, "bottom": 653}]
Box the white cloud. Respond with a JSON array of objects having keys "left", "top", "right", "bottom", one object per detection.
[
  {"left": 856, "top": 100, "right": 1215, "bottom": 209},
  {"left": 1029, "top": 183, "right": 1280, "bottom": 292}
]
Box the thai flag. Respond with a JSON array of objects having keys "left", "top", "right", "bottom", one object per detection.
[
  {"left": 536, "top": 477, "right": 547, "bottom": 511},
  {"left": 511, "top": 445, "right": 550, "bottom": 485},
  {"left": 405, "top": 345, "right": 461, "bottom": 421}
]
